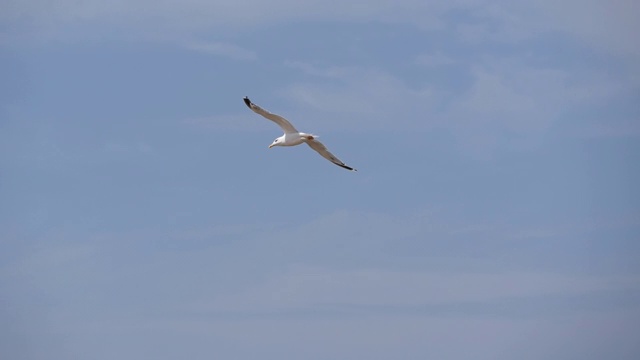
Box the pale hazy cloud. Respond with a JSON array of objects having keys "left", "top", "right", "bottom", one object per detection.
[
  {"left": 415, "top": 51, "right": 457, "bottom": 67},
  {"left": 3, "top": 1, "right": 638, "bottom": 359},
  {"left": 184, "top": 41, "right": 257, "bottom": 61},
  {"left": 5, "top": 0, "right": 638, "bottom": 66},
  {"left": 196, "top": 267, "right": 640, "bottom": 313}
]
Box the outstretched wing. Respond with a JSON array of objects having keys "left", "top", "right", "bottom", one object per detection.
[
  {"left": 243, "top": 97, "right": 298, "bottom": 134},
  {"left": 306, "top": 138, "right": 357, "bottom": 171}
]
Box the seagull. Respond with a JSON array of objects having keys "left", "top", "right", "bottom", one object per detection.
[{"left": 243, "top": 96, "right": 357, "bottom": 171}]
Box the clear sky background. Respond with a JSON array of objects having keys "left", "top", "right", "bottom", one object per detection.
[{"left": 1, "top": 1, "right": 639, "bottom": 359}]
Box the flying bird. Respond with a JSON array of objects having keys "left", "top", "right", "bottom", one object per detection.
[{"left": 243, "top": 96, "right": 357, "bottom": 171}]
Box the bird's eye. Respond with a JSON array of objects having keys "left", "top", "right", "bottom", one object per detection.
[{"left": 275, "top": 139, "right": 278, "bottom": 142}]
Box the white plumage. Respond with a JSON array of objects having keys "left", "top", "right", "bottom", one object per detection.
[{"left": 243, "top": 97, "right": 357, "bottom": 171}]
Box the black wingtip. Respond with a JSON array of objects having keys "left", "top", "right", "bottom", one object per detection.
[
  {"left": 338, "top": 164, "right": 356, "bottom": 171},
  {"left": 243, "top": 96, "right": 252, "bottom": 108}
]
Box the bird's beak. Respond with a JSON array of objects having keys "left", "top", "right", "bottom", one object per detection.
[{"left": 268, "top": 144, "right": 274, "bottom": 149}]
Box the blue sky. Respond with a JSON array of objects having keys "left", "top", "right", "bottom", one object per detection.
[{"left": 1, "top": 1, "right": 639, "bottom": 359}]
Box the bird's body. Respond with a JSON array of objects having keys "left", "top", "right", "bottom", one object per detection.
[
  {"left": 243, "top": 97, "right": 357, "bottom": 171},
  {"left": 273, "top": 132, "right": 316, "bottom": 147}
]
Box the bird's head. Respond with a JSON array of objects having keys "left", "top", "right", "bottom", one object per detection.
[{"left": 269, "top": 137, "right": 282, "bottom": 148}]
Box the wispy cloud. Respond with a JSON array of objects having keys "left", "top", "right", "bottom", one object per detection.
[
  {"left": 280, "top": 62, "right": 438, "bottom": 131},
  {"left": 184, "top": 41, "right": 257, "bottom": 61},
  {"left": 577, "top": 117, "right": 640, "bottom": 139},
  {"left": 6, "top": 204, "right": 639, "bottom": 358},
  {"left": 528, "top": 0, "right": 640, "bottom": 59},
  {"left": 414, "top": 51, "right": 456, "bottom": 67},
  {"left": 3, "top": 0, "right": 441, "bottom": 32},
  {"left": 280, "top": 54, "right": 623, "bottom": 148},
  {"left": 104, "top": 141, "right": 153, "bottom": 154},
  {"left": 445, "top": 56, "right": 624, "bottom": 137},
  {"left": 182, "top": 113, "right": 267, "bottom": 131},
  {"left": 7, "top": 1, "right": 640, "bottom": 69},
  {"left": 195, "top": 267, "right": 640, "bottom": 314}
]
